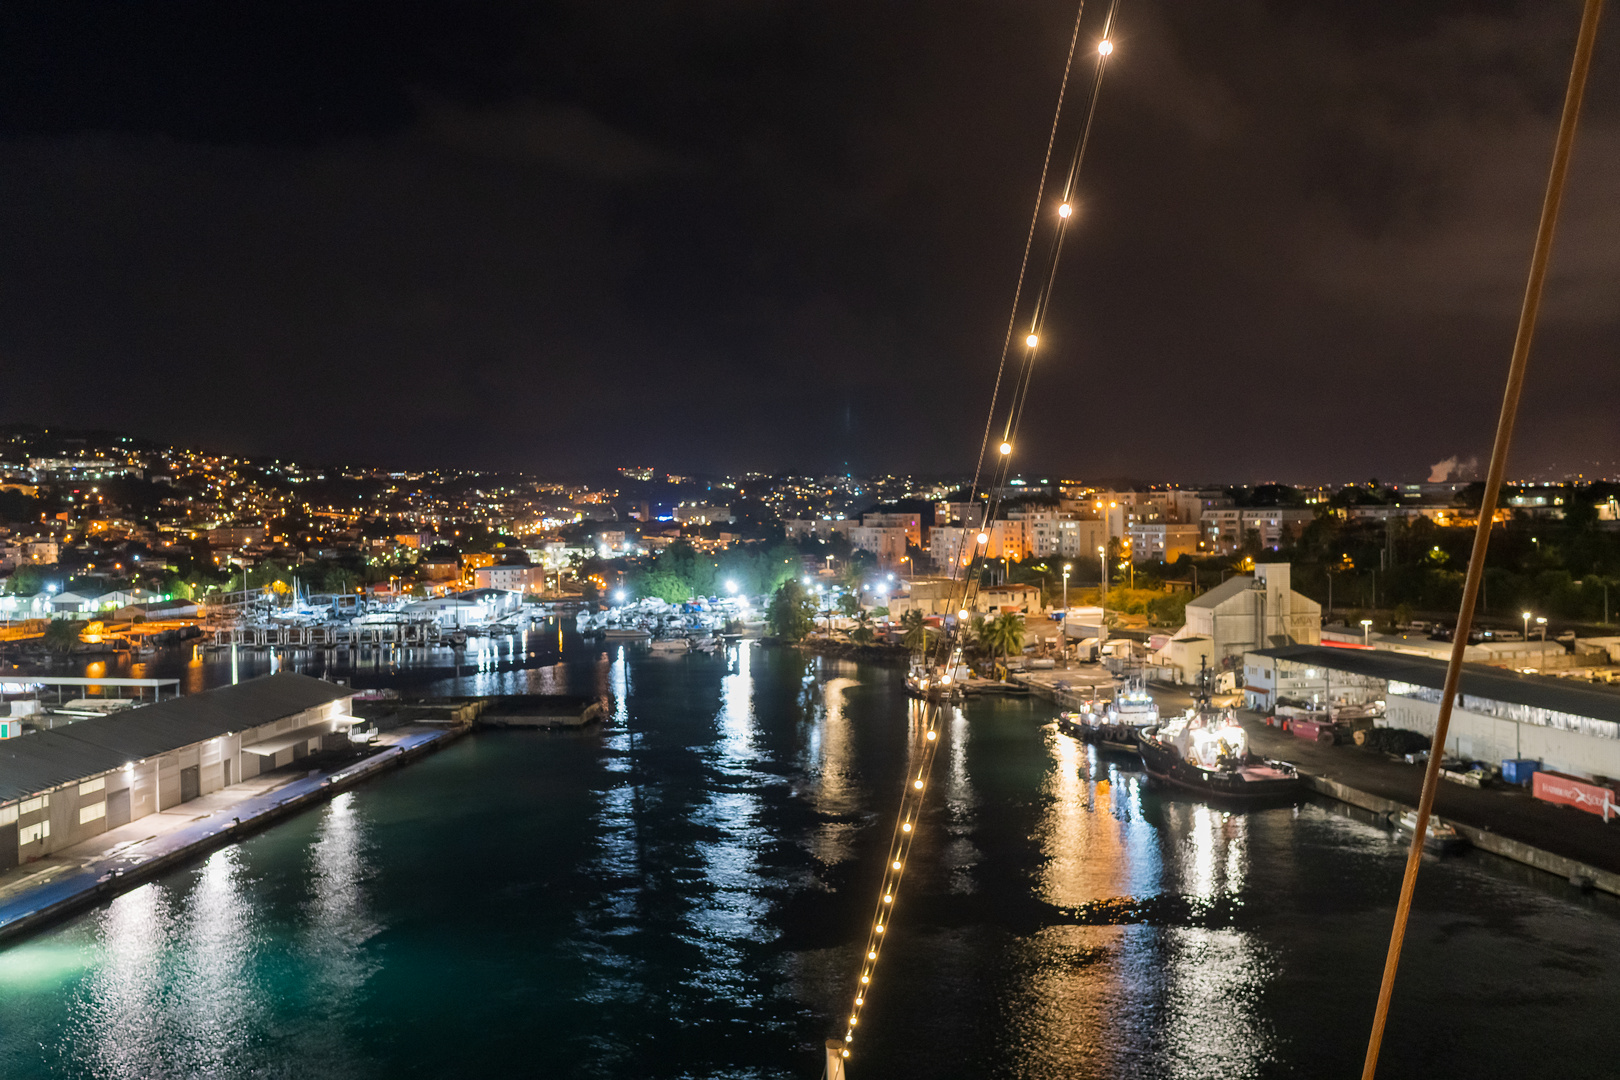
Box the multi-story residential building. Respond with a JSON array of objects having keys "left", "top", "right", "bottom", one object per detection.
[
  {"left": 1170, "top": 490, "right": 1233, "bottom": 524},
  {"left": 849, "top": 525, "right": 909, "bottom": 566},
  {"left": 205, "top": 525, "right": 267, "bottom": 550},
  {"left": 928, "top": 519, "right": 1030, "bottom": 570},
  {"left": 860, "top": 502, "right": 933, "bottom": 548},
  {"left": 1200, "top": 507, "right": 1317, "bottom": 553},
  {"left": 673, "top": 504, "right": 732, "bottom": 525},
  {"left": 473, "top": 564, "right": 551, "bottom": 592},
  {"left": 1127, "top": 522, "right": 1202, "bottom": 563},
  {"left": 936, "top": 500, "right": 986, "bottom": 528},
  {"left": 783, "top": 518, "right": 855, "bottom": 541},
  {"left": 1017, "top": 510, "right": 1106, "bottom": 562}
]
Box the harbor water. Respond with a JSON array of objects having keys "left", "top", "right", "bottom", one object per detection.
[{"left": 2, "top": 632, "right": 1618, "bottom": 1078}]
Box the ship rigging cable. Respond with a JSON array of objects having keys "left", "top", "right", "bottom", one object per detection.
[
  {"left": 1360, "top": 1, "right": 1605, "bottom": 1077},
  {"left": 829, "top": 0, "right": 1122, "bottom": 1070}
]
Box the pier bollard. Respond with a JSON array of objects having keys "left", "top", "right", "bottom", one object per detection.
[{"left": 825, "top": 1039, "right": 848, "bottom": 1080}]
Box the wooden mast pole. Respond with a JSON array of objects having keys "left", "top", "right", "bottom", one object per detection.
[{"left": 1360, "top": 2, "right": 1606, "bottom": 1077}]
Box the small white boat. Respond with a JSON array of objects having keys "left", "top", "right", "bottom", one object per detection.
[
  {"left": 1396, "top": 810, "right": 1469, "bottom": 855},
  {"left": 649, "top": 637, "right": 690, "bottom": 653},
  {"left": 603, "top": 626, "right": 652, "bottom": 640}
]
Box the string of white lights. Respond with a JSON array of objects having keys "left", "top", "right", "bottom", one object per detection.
[{"left": 834, "top": 1, "right": 1122, "bottom": 1066}]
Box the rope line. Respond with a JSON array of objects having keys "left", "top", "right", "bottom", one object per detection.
[
  {"left": 965, "top": 1, "right": 1089, "bottom": 518},
  {"left": 1359, "top": 2, "right": 1605, "bottom": 1077},
  {"left": 834, "top": 1, "right": 1122, "bottom": 1065}
]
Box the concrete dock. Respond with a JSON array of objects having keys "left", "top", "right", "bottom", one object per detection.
[
  {"left": 1238, "top": 714, "right": 1620, "bottom": 893},
  {"left": 1014, "top": 673, "right": 1620, "bottom": 897},
  {"left": 0, "top": 724, "right": 465, "bottom": 946}
]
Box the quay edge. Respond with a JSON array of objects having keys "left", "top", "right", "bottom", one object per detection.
[
  {"left": 0, "top": 722, "right": 470, "bottom": 949},
  {"left": 1015, "top": 674, "right": 1620, "bottom": 899}
]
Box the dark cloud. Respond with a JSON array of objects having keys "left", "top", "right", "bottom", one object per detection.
[
  {"left": 0, "top": 0, "right": 1615, "bottom": 481},
  {"left": 420, "top": 100, "right": 696, "bottom": 179}
]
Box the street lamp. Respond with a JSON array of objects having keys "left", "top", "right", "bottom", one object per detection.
[
  {"left": 725, "top": 580, "right": 738, "bottom": 595},
  {"left": 1522, "top": 610, "right": 1532, "bottom": 641},
  {"left": 1360, "top": 618, "right": 1372, "bottom": 646},
  {"left": 1062, "top": 563, "right": 1072, "bottom": 609},
  {"left": 1535, "top": 616, "right": 1547, "bottom": 641},
  {"left": 1097, "top": 544, "right": 1107, "bottom": 645}
]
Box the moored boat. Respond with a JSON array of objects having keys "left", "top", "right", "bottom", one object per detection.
[
  {"left": 1395, "top": 810, "right": 1469, "bottom": 855},
  {"left": 905, "top": 661, "right": 962, "bottom": 703},
  {"left": 1054, "top": 675, "right": 1160, "bottom": 752},
  {"left": 1137, "top": 708, "right": 1302, "bottom": 800}
]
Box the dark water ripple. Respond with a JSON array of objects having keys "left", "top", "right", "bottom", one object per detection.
[{"left": 1, "top": 635, "right": 1617, "bottom": 1079}]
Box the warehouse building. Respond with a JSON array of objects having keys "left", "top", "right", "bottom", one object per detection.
[
  {"left": 1160, "top": 563, "right": 1322, "bottom": 680},
  {"left": 1244, "top": 644, "right": 1620, "bottom": 782},
  {"left": 0, "top": 673, "right": 355, "bottom": 872}
]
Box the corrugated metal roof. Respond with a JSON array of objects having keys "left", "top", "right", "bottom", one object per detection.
[
  {"left": 0, "top": 729, "right": 130, "bottom": 805},
  {"left": 241, "top": 722, "right": 339, "bottom": 757},
  {"left": 1250, "top": 644, "right": 1620, "bottom": 724},
  {"left": 0, "top": 673, "right": 353, "bottom": 804}
]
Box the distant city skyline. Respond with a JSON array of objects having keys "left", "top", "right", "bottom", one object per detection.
[
  {"left": 10, "top": 420, "right": 1620, "bottom": 490},
  {"left": 1, "top": 2, "right": 1616, "bottom": 481}
]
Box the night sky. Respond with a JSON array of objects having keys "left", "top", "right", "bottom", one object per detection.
[{"left": 1, "top": 1, "right": 1616, "bottom": 482}]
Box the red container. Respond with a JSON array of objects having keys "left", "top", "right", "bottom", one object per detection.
[
  {"left": 1291, "top": 718, "right": 1334, "bottom": 744},
  {"left": 1532, "top": 771, "right": 1618, "bottom": 821}
]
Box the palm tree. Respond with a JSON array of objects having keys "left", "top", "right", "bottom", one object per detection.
[
  {"left": 900, "top": 609, "right": 929, "bottom": 653},
  {"left": 980, "top": 612, "right": 1025, "bottom": 665},
  {"left": 42, "top": 619, "right": 83, "bottom": 655},
  {"left": 959, "top": 613, "right": 986, "bottom": 654},
  {"left": 850, "top": 611, "right": 876, "bottom": 646}
]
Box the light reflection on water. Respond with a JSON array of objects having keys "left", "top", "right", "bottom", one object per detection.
[
  {"left": 170, "top": 849, "right": 258, "bottom": 1072},
  {"left": 685, "top": 643, "right": 770, "bottom": 999},
  {"left": 808, "top": 675, "right": 860, "bottom": 865},
  {"left": 73, "top": 884, "right": 171, "bottom": 1078},
  {"left": 1006, "top": 728, "right": 1275, "bottom": 1080},
  {"left": 2, "top": 645, "right": 1618, "bottom": 1079},
  {"left": 303, "top": 793, "right": 380, "bottom": 1014}
]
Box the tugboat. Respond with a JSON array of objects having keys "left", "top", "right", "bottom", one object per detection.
[
  {"left": 1055, "top": 673, "right": 1160, "bottom": 752},
  {"left": 1136, "top": 659, "right": 1302, "bottom": 800}
]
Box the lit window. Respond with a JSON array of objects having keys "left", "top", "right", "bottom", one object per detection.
[
  {"left": 80, "top": 802, "right": 106, "bottom": 825},
  {"left": 80, "top": 777, "right": 106, "bottom": 796}
]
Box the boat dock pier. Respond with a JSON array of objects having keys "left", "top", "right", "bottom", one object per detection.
[
  {"left": 205, "top": 620, "right": 448, "bottom": 649},
  {"left": 0, "top": 721, "right": 470, "bottom": 947},
  {"left": 1012, "top": 666, "right": 1118, "bottom": 706},
  {"left": 1013, "top": 671, "right": 1620, "bottom": 898}
]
